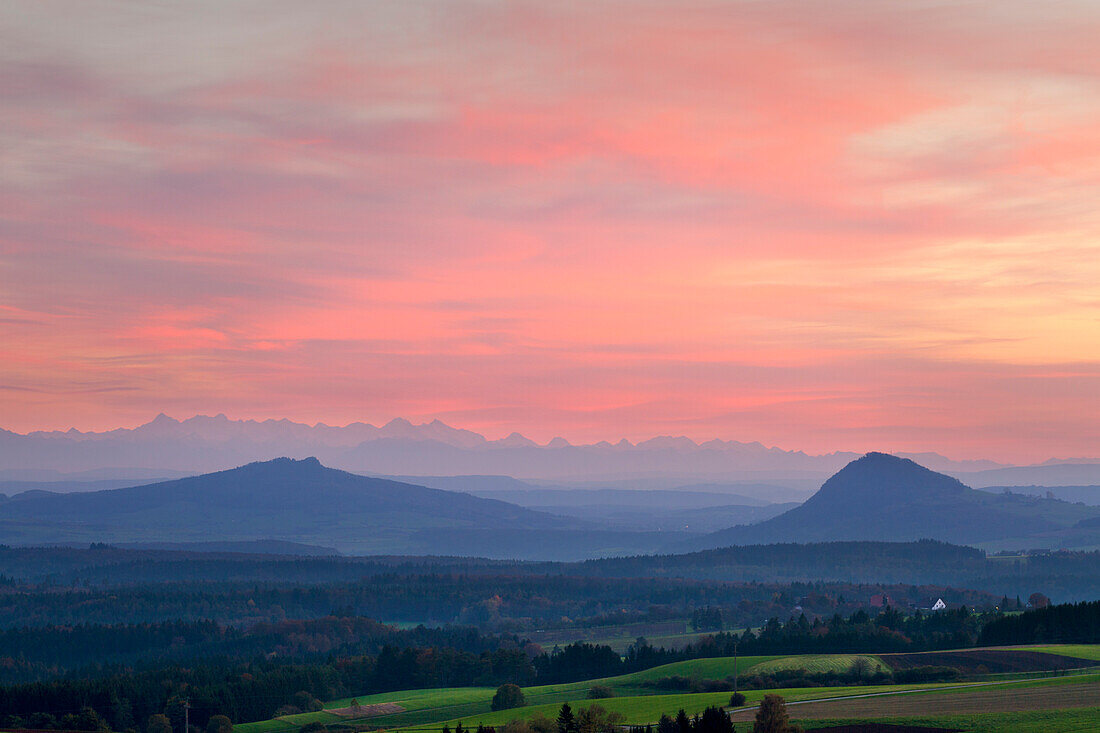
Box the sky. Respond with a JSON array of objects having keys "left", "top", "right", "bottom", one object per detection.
[{"left": 2, "top": 1, "right": 1099, "bottom": 462}]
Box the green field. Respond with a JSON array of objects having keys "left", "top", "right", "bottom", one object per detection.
[
  {"left": 235, "top": 645, "right": 1100, "bottom": 733},
  {"left": 1018, "top": 644, "right": 1100, "bottom": 662},
  {"left": 394, "top": 683, "right": 951, "bottom": 731},
  {"left": 748, "top": 654, "right": 883, "bottom": 675},
  {"left": 526, "top": 620, "right": 746, "bottom": 654},
  {"left": 235, "top": 656, "right": 775, "bottom": 733}
]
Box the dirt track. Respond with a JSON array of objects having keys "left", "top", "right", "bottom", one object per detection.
[{"left": 328, "top": 702, "right": 405, "bottom": 718}]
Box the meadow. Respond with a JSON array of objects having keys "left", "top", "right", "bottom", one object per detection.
[{"left": 234, "top": 645, "right": 1100, "bottom": 733}]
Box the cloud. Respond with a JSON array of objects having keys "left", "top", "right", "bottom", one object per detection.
[{"left": 0, "top": 1, "right": 1098, "bottom": 460}]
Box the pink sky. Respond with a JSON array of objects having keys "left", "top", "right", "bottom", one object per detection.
[{"left": 2, "top": 1, "right": 1099, "bottom": 462}]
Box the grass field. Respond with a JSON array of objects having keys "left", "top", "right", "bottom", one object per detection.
[
  {"left": 235, "top": 689, "right": 498, "bottom": 733},
  {"left": 235, "top": 656, "right": 776, "bottom": 733},
  {"left": 235, "top": 645, "right": 1100, "bottom": 733},
  {"left": 529, "top": 621, "right": 686, "bottom": 646},
  {"left": 1018, "top": 644, "right": 1100, "bottom": 662},
  {"left": 599, "top": 630, "right": 720, "bottom": 653},
  {"left": 748, "top": 654, "right": 883, "bottom": 675},
  {"left": 392, "top": 678, "right": 1100, "bottom": 732},
  {"left": 360, "top": 656, "right": 778, "bottom": 729},
  {"left": 393, "top": 683, "right": 938, "bottom": 731},
  {"left": 527, "top": 620, "right": 739, "bottom": 654}
]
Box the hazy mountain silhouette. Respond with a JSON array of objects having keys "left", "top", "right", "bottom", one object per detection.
[
  {"left": 691, "top": 452, "right": 1100, "bottom": 549},
  {"left": 951, "top": 463, "right": 1100, "bottom": 489},
  {"left": 0, "top": 457, "right": 703, "bottom": 559},
  {"left": 0, "top": 458, "right": 586, "bottom": 552},
  {"left": 0, "top": 415, "right": 1004, "bottom": 490},
  {"left": 117, "top": 539, "right": 341, "bottom": 555}
]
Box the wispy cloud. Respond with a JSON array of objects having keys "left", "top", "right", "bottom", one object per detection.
[{"left": 1, "top": 1, "right": 1098, "bottom": 460}]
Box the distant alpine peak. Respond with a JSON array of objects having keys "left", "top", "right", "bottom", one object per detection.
[
  {"left": 494, "top": 432, "right": 538, "bottom": 448},
  {"left": 5, "top": 415, "right": 1013, "bottom": 477}
]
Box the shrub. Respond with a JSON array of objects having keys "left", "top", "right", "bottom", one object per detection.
[
  {"left": 527, "top": 714, "right": 557, "bottom": 733},
  {"left": 206, "top": 715, "right": 232, "bottom": 733},
  {"left": 491, "top": 683, "right": 526, "bottom": 712},
  {"left": 587, "top": 685, "right": 615, "bottom": 699},
  {"left": 292, "top": 691, "right": 324, "bottom": 713}
]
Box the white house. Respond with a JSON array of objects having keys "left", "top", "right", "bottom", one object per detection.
[{"left": 931, "top": 598, "right": 947, "bottom": 611}]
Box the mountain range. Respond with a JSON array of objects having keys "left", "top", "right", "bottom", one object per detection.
[
  {"left": 2, "top": 452, "right": 1099, "bottom": 558},
  {"left": 0, "top": 413, "right": 1043, "bottom": 490}
]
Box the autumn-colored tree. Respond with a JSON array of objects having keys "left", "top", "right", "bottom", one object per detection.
[
  {"left": 752, "top": 694, "right": 801, "bottom": 733},
  {"left": 147, "top": 714, "right": 172, "bottom": 733},
  {"left": 1029, "top": 592, "right": 1051, "bottom": 609}
]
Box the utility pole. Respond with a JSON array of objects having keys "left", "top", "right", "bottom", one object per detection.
[
  {"left": 184, "top": 698, "right": 190, "bottom": 733},
  {"left": 732, "top": 641, "right": 739, "bottom": 699}
]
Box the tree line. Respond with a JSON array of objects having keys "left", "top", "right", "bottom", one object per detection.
[
  {"left": 1, "top": 596, "right": 1092, "bottom": 731},
  {"left": 0, "top": 617, "right": 527, "bottom": 685},
  {"left": 979, "top": 599, "right": 1100, "bottom": 645},
  {"left": 0, "top": 572, "right": 998, "bottom": 633}
]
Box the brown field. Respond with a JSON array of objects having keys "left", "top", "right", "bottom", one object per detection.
[
  {"left": 805, "top": 721, "right": 959, "bottom": 726},
  {"left": 328, "top": 702, "right": 405, "bottom": 718},
  {"left": 880, "top": 649, "right": 1094, "bottom": 674},
  {"left": 730, "top": 681, "right": 1100, "bottom": 723},
  {"left": 527, "top": 620, "right": 689, "bottom": 646}
]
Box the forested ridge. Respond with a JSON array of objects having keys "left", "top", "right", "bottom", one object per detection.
[
  {"left": 0, "top": 573, "right": 997, "bottom": 631},
  {"left": 3, "top": 541, "right": 1096, "bottom": 600}
]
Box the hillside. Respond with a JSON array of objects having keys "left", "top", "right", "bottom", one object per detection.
[
  {"left": 692, "top": 453, "right": 1100, "bottom": 550},
  {"left": 0, "top": 458, "right": 647, "bottom": 557}
]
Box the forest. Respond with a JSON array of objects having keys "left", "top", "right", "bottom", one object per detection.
[
  {"left": 0, "top": 572, "right": 999, "bottom": 632},
  {"left": 5, "top": 600, "right": 1095, "bottom": 730},
  {"left": 2, "top": 542, "right": 1098, "bottom": 600}
]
